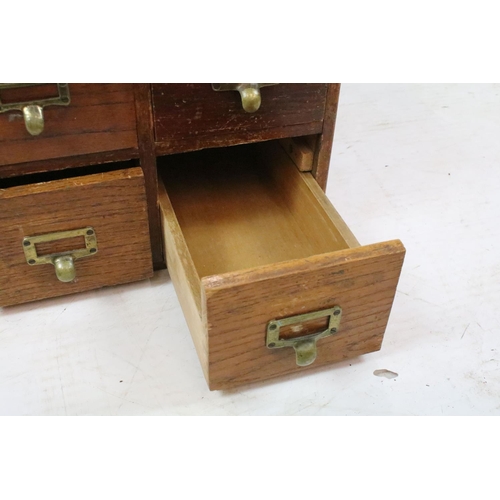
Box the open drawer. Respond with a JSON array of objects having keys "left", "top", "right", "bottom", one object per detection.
[{"left": 158, "top": 142, "right": 405, "bottom": 390}]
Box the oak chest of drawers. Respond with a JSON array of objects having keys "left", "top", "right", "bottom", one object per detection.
[{"left": 0, "top": 83, "right": 405, "bottom": 389}]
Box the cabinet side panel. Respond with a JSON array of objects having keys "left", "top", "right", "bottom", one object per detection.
[{"left": 313, "top": 83, "right": 341, "bottom": 190}]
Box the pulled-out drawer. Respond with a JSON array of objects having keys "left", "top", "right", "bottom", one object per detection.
[
  {"left": 152, "top": 84, "right": 328, "bottom": 154},
  {"left": 0, "top": 165, "right": 153, "bottom": 307},
  {"left": 158, "top": 142, "right": 405, "bottom": 390},
  {"left": 0, "top": 84, "right": 138, "bottom": 168}
]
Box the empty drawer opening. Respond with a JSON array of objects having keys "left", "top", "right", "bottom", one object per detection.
[
  {"left": 0, "top": 160, "right": 137, "bottom": 189},
  {"left": 158, "top": 141, "right": 358, "bottom": 279}
]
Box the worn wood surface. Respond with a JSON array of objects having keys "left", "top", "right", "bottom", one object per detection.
[
  {"left": 203, "top": 240, "right": 405, "bottom": 389},
  {"left": 0, "top": 167, "right": 153, "bottom": 307},
  {"left": 152, "top": 84, "right": 327, "bottom": 154},
  {"left": 158, "top": 141, "right": 405, "bottom": 389},
  {"left": 134, "top": 84, "right": 163, "bottom": 267},
  {"left": 313, "top": 83, "right": 341, "bottom": 189},
  {"left": 0, "top": 83, "right": 339, "bottom": 311},
  {"left": 0, "top": 84, "right": 138, "bottom": 168}
]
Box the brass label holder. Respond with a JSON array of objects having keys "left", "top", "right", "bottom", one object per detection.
[
  {"left": 266, "top": 306, "right": 342, "bottom": 367},
  {"left": 212, "top": 83, "right": 278, "bottom": 113},
  {"left": 0, "top": 83, "right": 70, "bottom": 136},
  {"left": 23, "top": 227, "right": 98, "bottom": 283}
]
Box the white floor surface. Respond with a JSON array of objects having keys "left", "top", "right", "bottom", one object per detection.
[{"left": 1, "top": 83, "right": 499, "bottom": 415}]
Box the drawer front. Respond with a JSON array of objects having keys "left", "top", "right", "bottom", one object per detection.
[
  {"left": 158, "top": 141, "right": 405, "bottom": 390},
  {"left": 152, "top": 84, "right": 328, "bottom": 154},
  {"left": 202, "top": 242, "right": 405, "bottom": 388},
  {"left": 0, "top": 167, "right": 153, "bottom": 307},
  {"left": 0, "top": 84, "right": 138, "bottom": 167}
]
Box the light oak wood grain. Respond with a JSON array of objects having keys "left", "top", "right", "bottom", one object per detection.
[
  {"left": 158, "top": 142, "right": 405, "bottom": 389},
  {"left": 203, "top": 240, "right": 405, "bottom": 389},
  {"left": 159, "top": 143, "right": 354, "bottom": 278},
  {"left": 159, "top": 179, "right": 208, "bottom": 379},
  {"left": 0, "top": 167, "right": 153, "bottom": 307},
  {"left": 256, "top": 141, "right": 360, "bottom": 249}
]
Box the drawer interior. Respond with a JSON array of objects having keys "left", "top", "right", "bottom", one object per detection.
[{"left": 159, "top": 141, "right": 359, "bottom": 279}]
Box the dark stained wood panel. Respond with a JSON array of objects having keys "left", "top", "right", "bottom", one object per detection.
[
  {"left": 134, "top": 84, "right": 163, "bottom": 267},
  {"left": 0, "top": 84, "right": 138, "bottom": 168},
  {"left": 313, "top": 83, "right": 341, "bottom": 190},
  {"left": 152, "top": 84, "right": 327, "bottom": 154}
]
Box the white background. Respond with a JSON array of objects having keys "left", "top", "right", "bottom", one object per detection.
[
  {"left": 2, "top": 2, "right": 499, "bottom": 496},
  {"left": 2, "top": 83, "right": 499, "bottom": 416}
]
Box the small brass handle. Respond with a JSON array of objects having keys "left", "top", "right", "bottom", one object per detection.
[
  {"left": 293, "top": 338, "right": 318, "bottom": 367},
  {"left": 52, "top": 255, "right": 76, "bottom": 283},
  {"left": 23, "top": 227, "right": 98, "bottom": 283},
  {"left": 267, "top": 306, "right": 342, "bottom": 367},
  {"left": 0, "top": 83, "right": 70, "bottom": 136},
  {"left": 238, "top": 86, "right": 262, "bottom": 113},
  {"left": 211, "top": 83, "right": 277, "bottom": 113},
  {"left": 23, "top": 105, "right": 44, "bottom": 136}
]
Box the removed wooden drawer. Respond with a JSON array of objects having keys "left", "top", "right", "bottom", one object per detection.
[
  {"left": 152, "top": 84, "right": 328, "bottom": 154},
  {"left": 0, "top": 84, "right": 138, "bottom": 168},
  {"left": 158, "top": 142, "right": 405, "bottom": 390},
  {"left": 0, "top": 165, "right": 153, "bottom": 307}
]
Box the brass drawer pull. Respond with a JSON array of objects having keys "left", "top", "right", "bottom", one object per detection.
[
  {"left": 22, "top": 227, "right": 98, "bottom": 283},
  {"left": 211, "top": 83, "right": 277, "bottom": 113},
  {"left": 266, "top": 306, "right": 342, "bottom": 367},
  {"left": 0, "top": 83, "right": 70, "bottom": 136}
]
